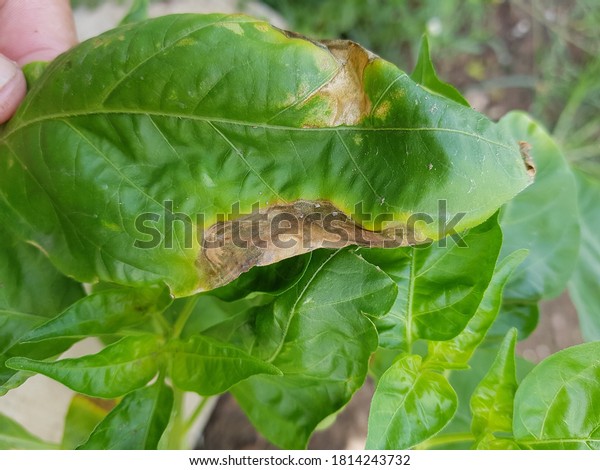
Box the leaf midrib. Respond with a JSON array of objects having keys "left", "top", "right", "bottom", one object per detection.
[{"left": 1, "top": 109, "right": 518, "bottom": 154}]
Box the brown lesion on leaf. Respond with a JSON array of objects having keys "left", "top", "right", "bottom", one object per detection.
[
  {"left": 519, "top": 141, "right": 536, "bottom": 180},
  {"left": 313, "top": 40, "right": 374, "bottom": 126},
  {"left": 196, "top": 200, "right": 412, "bottom": 290}
]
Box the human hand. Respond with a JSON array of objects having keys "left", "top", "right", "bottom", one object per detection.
[{"left": 0, "top": 0, "right": 77, "bottom": 123}]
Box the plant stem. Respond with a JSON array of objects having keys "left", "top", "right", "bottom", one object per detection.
[
  {"left": 416, "top": 432, "right": 474, "bottom": 449},
  {"left": 172, "top": 295, "right": 200, "bottom": 339},
  {"left": 164, "top": 386, "right": 186, "bottom": 450},
  {"left": 183, "top": 396, "right": 209, "bottom": 433}
]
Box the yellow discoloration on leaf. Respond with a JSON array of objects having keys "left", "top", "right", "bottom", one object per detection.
[
  {"left": 177, "top": 37, "right": 197, "bottom": 47},
  {"left": 219, "top": 22, "right": 244, "bottom": 35},
  {"left": 373, "top": 101, "right": 391, "bottom": 120},
  {"left": 254, "top": 23, "right": 270, "bottom": 32}
]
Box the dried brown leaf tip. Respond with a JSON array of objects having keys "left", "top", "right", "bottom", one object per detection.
[
  {"left": 519, "top": 141, "right": 536, "bottom": 179},
  {"left": 196, "top": 200, "right": 411, "bottom": 290}
]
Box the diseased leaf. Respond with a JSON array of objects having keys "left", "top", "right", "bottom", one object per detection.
[
  {"left": 6, "top": 335, "right": 162, "bottom": 398},
  {"left": 470, "top": 329, "right": 518, "bottom": 440},
  {"left": 361, "top": 212, "right": 503, "bottom": 347},
  {"left": 497, "top": 112, "right": 579, "bottom": 339},
  {"left": 568, "top": 170, "right": 600, "bottom": 341},
  {"left": 427, "top": 250, "right": 527, "bottom": 367},
  {"left": 410, "top": 35, "right": 469, "bottom": 106},
  {"left": 20, "top": 286, "right": 172, "bottom": 342},
  {"left": 0, "top": 412, "right": 57, "bottom": 449},
  {"left": 0, "top": 14, "right": 532, "bottom": 296},
  {"left": 513, "top": 342, "right": 600, "bottom": 449},
  {"left": 78, "top": 380, "right": 173, "bottom": 450},
  {"left": 61, "top": 395, "right": 112, "bottom": 449},
  {"left": 169, "top": 334, "right": 281, "bottom": 396},
  {"left": 366, "top": 354, "right": 457, "bottom": 449},
  {"left": 232, "top": 249, "right": 395, "bottom": 449}
]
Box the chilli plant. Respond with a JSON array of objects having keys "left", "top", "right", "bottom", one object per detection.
[{"left": 0, "top": 5, "right": 599, "bottom": 450}]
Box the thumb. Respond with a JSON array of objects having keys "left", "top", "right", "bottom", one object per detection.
[
  {"left": 0, "top": 0, "right": 77, "bottom": 65},
  {"left": 0, "top": 0, "right": 76, "bottom": 123},
  {"left": 0, "top": 53, "right": 26, "bottom": 123}
]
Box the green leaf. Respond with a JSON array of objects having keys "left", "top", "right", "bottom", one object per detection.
[
  {"left": 22, "top": 61, "right": 49, "bottom": 89},
  {"left": 0, "top": 412, "right": 57, "bottom": 449},
  {"left": 474, "top": 433, "right": 521, "bottom": 450},
  {"left": 427, "top": 250, "right": 527, "bottom": 366},
  {"left": 78, "top": 380, "right": 173, "bottom": 449},
  {"left": 410, "top": 35, "right": 470, "bottom": 106},
  {"left": 232, "top": 249, "right": 395, "bottom": 449},
  {"left": 168, "top": 334, "right": 281, "bottom": 395},
  {"left": 20, "top": 286, "right": 172, "bottom": 342},
  {"left": 0, "top": 310, "right": 76, "bottom": 394},
  {"left": 362, "top": 212, "right": 503, "bottom": 348},
  {"left": 497, "top": 112, "right": 580, "bottom": 338},
  {"left": 513, "top": 342, "right": 600, "bottom": 449},
  {"left": 470, "top": 329, "right": 518, "bottom": 440},
  {"left": 366, "top": 354, "right": 457, "bottom": 449},
  {"left": 0, "top": 218, "right": 84, "bottom": 392},
  {"left": 0, "top": 223, "right": 83, "bottom": 316},
  {"left": 61, "top": 395, "right": 111, "bottom": 449},
  {"left": 6, "top": 335, "right": 162, "bottom": 398},
  {"left": 0, "top": 14, "right": 532, "bottom": 296},
  {"left": 0, "top": 310, "right": 46, "bottom": 353},
  {"left": 119, "top": 0, "right": 149, "bottom": 26},
  {"left": 568, "top": 170, "right": 600, "bottom": 341},
  {"left": 486, "top": 301, "right": 538, "bottom": 344},
  {"left": 418, "top": 347, "right": 534, "bottom": 450}
]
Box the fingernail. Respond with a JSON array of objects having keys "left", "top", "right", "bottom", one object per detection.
[{"left": 0, "top": 55, "right": 19, "bottom": 90}]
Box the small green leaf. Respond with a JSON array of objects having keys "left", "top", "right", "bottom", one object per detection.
[
  {"left": 486, "top": 301, "right": 539, "bottom": 344},
  {"left": 0, "top": 337, "right": 78, "bottom": 395},
  {"left": 470, "top": 329, "right": 518, "bottom": 440},
  {"left": 22, "top": 61, "right": 49, "bottom": 89},
  {"left": 168, "top": 334, "right": 281, "bottom": 396},
  {"left": 78, "top": 380, "right": 173, "bottom": 450},
  {"left": 119, "top": 0, "right": 149, "bottom": 26},
  {"left": 410, "top": 35, "right": 470, "bottom": 106},
  {"left": 498, "top": 111, "right": 580, "bottom": 339},
  {"left": 513, "top": 342, "right": 600, "bottom": 449},
  {"left": 20, "top": 286, "right": 172, "bottom": 342},
  {"left": 366, "top": 354, "right": 457, "bottom": 449},
  {"left": 0, "top": 412, "right": 57, "bottom": 449},
  {"left": 568, "top": 170, "right": 600, "bottom": 341},
  {"left": 6, "top": 335, "right": 162, "bottom": 398},
  {"left": 233, "top": 249, "right": 393, "bottom": 449},
  {"left": 427, "top": 250, "right": 527, "bottom": 366},
  {"left": 61, "top": 395, "right": 111, "bottom": 449},
  {"left": 418, "top": 348, "right": 534, "bottom": 450}
]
